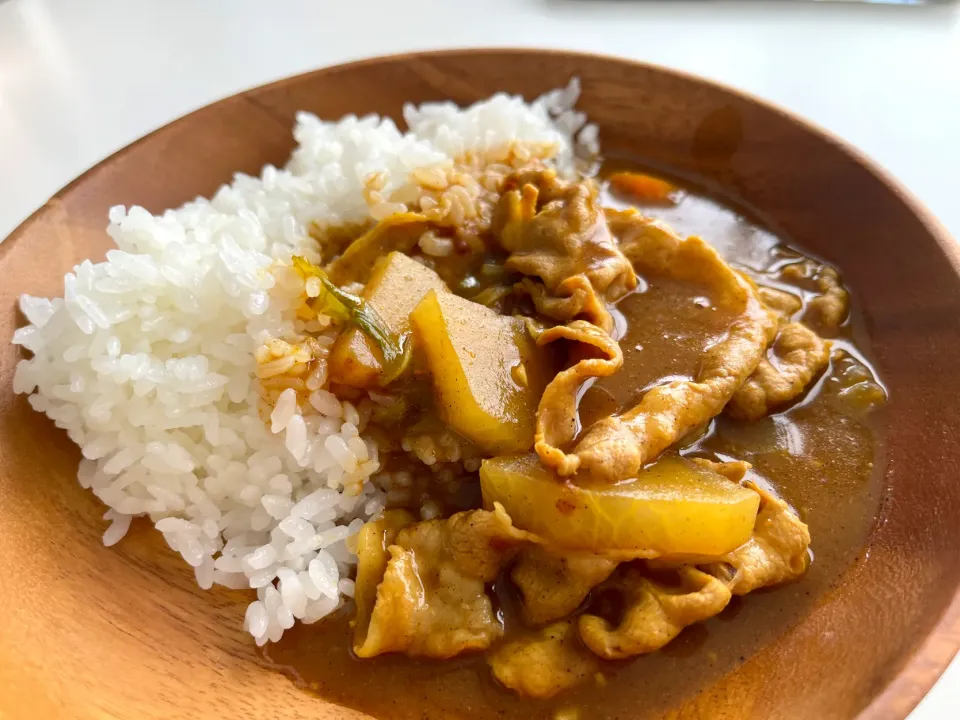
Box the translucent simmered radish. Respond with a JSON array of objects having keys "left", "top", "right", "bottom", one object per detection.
[
  {"left": 410, "top": 290, "right": 554, "bottom": 455},
  {"left": 480, "top": 454, "right": 760, "bottom": 557},
  {"left": 328, "top": 252, "right": 449, "bottom": 388}
]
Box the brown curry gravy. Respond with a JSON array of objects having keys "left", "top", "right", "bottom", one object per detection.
[{"left": 264, "top": 166, "right": 887, "bottom": 720}]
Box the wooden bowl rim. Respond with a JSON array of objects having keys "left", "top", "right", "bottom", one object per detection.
[{"left": 2, "top": 47, "right": 957, "bottom": 719}]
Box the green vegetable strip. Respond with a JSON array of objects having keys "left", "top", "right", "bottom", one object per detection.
[{"left": 292, "top": 256, "right": 412, "bottom": 384}]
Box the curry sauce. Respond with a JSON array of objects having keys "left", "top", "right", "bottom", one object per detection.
[{"left": 263, "top": 163, "right": 886, "bottom": 720}]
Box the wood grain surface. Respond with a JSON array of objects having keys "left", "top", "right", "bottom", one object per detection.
[{"left": 1, "top": 49, "right": 958, "bottom": 720}]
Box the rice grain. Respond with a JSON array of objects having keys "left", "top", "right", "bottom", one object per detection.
[{"left": 11, "top": 80, "right": 591, "bottom": 644}]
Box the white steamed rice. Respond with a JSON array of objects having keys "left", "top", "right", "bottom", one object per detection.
[{"left": 11, "top": 80, "right": 593, "bottom": 645}]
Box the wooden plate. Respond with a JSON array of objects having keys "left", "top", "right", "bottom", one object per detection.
[{"left": 1, "top": 49, "right": 958, "bottom": 720}]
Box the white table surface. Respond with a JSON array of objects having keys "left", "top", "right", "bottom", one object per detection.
[{"left": 1, "top": 0, "right": 957, "bottom": 716}]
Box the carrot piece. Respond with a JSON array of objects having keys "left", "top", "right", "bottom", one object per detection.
[{"left": 608, "top": 171, "right": 680, "bottom": 205}]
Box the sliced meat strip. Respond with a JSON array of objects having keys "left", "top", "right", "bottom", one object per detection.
[
  {"left": 536, "top": 214, "right": 777, "bottom": 483},
  {"left": 570, "top": 288, "right": 775, "bottom": 483},
  {"left": 757, "top": 286, "right": 803, "bottom": 320},
  {"left": 534, "top": 320, "right": 623, "bottom": 477},
  {"left": 493, "top": 170, "right": 638, "bottom": 334},
  {"left": 727, "top": 321, "right": 831, "bottom": 421},
  {"left": 354, "top": 504, "right": 534, "bottom": 659},
  {"left": 578, "top": 566, "right": 732, "bottom": 660},
  {"left": 489, "top": 620, "right": 599, "bottom": 699},
  {"left": 515, "top": 274, "right": 613, "bottom": 333},
  {"left": 780, "top": 261, "right": 850, "bottom": 336},
  {"left": 352, "top": 509, "right": 416, "bottom": 655},
  {"left": 805, "top": 266, "right": 849, "bottom": 335},
  {"left": 705, "top": 482, "right": 811, "bottom": 595},
  {"left": 511, "top": 545, "right": 618, "bottom": 626},
  {"left": 689, "top": 457, "right": 752, "bottom": 483}
]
